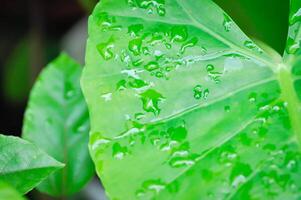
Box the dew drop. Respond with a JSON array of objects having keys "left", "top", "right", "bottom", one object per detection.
[
  {"left": 129, "top": 38, "right": 143, "bottom": 56},
  {"left": 223, "top": 14, "right": 233, "bottom": 32},
  {"left": 101, "top": 93, "right": 112, "bottom": 102},
  {"left": 144, "top": 61, "right": 160, "bottom": 72},
  {"left": 140, "top": 89, "right": 164, "bottom": 116},
  {"left": 96, "top": 37, "right": 115, "bottom": 60},
  {"left": 290, "top": 8, "right": 301, "bottom": 25},
  {"left": 244, "top": 41, "right": 263, "bottom": 53},
  {"left": 224, "top": 105, "right": 231, "bottom": 112},
  {"left": 180, "top": 37, "right": 198, "bottom": 54},
  {"left": 112, "top": 143, "right": 128, "bottom": 160},
  {"left": 128, "top": 24, "right": 144, "bottom": 37},
  {"left": 170, "top": 26, "right": 188, "bottom": 43},
  {"left": 193, "top": 85, "right": 203, "bottom": 100}
]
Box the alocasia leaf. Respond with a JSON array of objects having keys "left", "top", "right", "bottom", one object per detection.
[
  {"left": 82, "top": 0, "right": 301, "bottom": 199},
  {"left": 22, "top": 54, "right": 94, "bottom": 196},
  {"left": 0, "top": 134, "right": 63, "bottom": 194},
  {"left": 0, "top": 181, "right": 27, "bottom": 200}
]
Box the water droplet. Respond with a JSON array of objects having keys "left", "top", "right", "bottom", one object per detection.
[
  {"left": 193, "top": 85, "right": 210, "bottom": 100},
  {"left": 193, "top": 85, "right": 203, "bottom": 99},
  {"left": 244, "top": 41, "right": 263, "bottom": 53},
  {"left": 142, "top": 179, "right": 166, "bottom": 194},
  {"left": 286, "top": 37, "right": 300, "bottom": 54},
  {"left": 128, "top": 24, "right": 144, "bottom": 37},
  {"left": 128, "top": 77, "right": 148, "bottom": 89},
  {"left": 116, "top": 79, "right": 127, "bottom": 91},
  {"left": 112, "top": 143, "right": 129, "bottom": 160},
  {"left": 223, "top": 14, "right": 233, "bottom": 32},
  {"left": 290, "top": 8, "right": 301, "bottom": 25},
  {"left": 248, "top": 93, "right": 257, "bottom": 103},
  {"left": 101, "top": 93, "right": 112, "bottom": 102},
  {"left": 155, "top": 71, "right": 164, "bottom": 78},
  {"left": 232, "top": 175, "right": 246, "bottom": 188},
  {"left": 144, "top": 61, "right": 159, "bottom": 71},
  {"left": 170, "top": 26, "right": 188, "bottom": 42},
  {"left": 140, "top": 89, "right": 164, "bottom": 116},
  {"left": 97, "top": 37, "right": 115, "bottom": 60},
  {"left": 224, "top": 105, "right": 231, "bottom": 112},
  {"left": 206, "top": 64, "right": 222, "bottom": 84},
  {"left": 180, "top": 37, "right": 198, "bottom": 54},
  {"left": 129, "top": 38, "right": 143, "bottom": 56}
]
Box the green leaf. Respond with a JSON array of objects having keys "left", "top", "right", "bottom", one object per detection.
[
  {"left": 22, "top": 54, "right": 94, "bottom": 196},
  {"left": 0, "top": 134, "right": 63, "bottom": 194},
  {"left": 3, "top": 38, "right": 31, "bottom": 102},
  {"left": 82, "top": 0, "right": 301, "bottom": 199},
  {"left": 0, "top": 181, "right": 27, "bottom": 200}
]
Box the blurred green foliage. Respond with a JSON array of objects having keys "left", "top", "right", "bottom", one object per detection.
[
  {"left": 3, "top": 38, "right": 31, "bottom": 103},
  {"left": 214, "top": 0, "right": 289, "bottom": 54}
]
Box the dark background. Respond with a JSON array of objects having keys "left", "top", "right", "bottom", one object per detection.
[{"left": 0, "top": 0, "right": 289, "bottom": 199}]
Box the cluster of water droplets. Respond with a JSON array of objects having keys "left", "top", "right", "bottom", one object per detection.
[{"left": 127, "top": 0, "right": 166, "bottom": 16}]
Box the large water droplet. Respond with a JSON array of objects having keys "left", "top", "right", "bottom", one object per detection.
[
  {"left": 180, "top": 37, "right": 198, "bottom": 54},
  {"left": 97, "top": 37, "right": 115, "bottom": 60},
  {"left": 129, "top": 38, "right": 143, "bottom": 56},
  {"left": 170, "top": 26, "right": 188, "bottom": 43},
  {"left": 128, "top": 24, "right": 144, "bottom": 37},
  {"left": 112, "top": 143, "right": 129, "bottom": 160},
  {"left": 140, "top": 89, "right": 164, "bottom": 116}
]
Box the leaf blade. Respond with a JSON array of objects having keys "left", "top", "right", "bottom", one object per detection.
[
  {"left": 83, "top": 0, "right": 301, "bottom": 199},
  {"left": 22, "top": 54, "right": 94, "bottom": 196},
  {"left": 0, "top": 134, "right": 63, "bottom": 194}
]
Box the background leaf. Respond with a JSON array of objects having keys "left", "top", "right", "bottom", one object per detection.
[
  {"left": 0, "top": 134, "right": 63, "bottom": 194},
  {"left": 83, "top": 0, "right": 301, "bottom": 199},
  {"left": 22, "top": 54, "right": 94, "bottom": 196},
  {"left": 0, "top": 181, "right": 27, "bottom": 200}
]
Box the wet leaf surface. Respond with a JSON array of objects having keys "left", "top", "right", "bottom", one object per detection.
[{"left": 82, "top": 0, "right": 301, "bottom": 199}]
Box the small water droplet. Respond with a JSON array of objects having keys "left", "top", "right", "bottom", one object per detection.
[
  {"left": 223, "top": 14, "right": 233, "bottom": 32},
  {"left": 101, "top": 93, "right": 112, "bottom": 101},
  {"left": 232, "top": 175, "right": 246, "bottom": 188},
  {"left": 290, "top": 8, "right": 301, "bottom": 25},
  {"left": 140, "top": 89, "right": 164, "bottom": 116},
  {"left": 244, "top": 41, "right": 263, "bottom": 53},
  {"left": 224, "top": 105, "right": 231, "bottom": 112},
  {"left": 144, "top": 61, "right": 159, "bottom": 72},
  {"left": 170, "top": 26, "right": 188, "bottom": 43},
  {"left": 112, "top": 143, "right": 129, "bottom": 160},
  {"left": 129, "top": 38, "right": 143, "bottom": 56},
  {"left": 97, "top": 37, "right": 115, "bottom": 60},
  {"left": 180, "top": 37, "right": 198, "bottom": 54},
  {"left": 248, "top": 93, "right": 257, "bottom": 103},
  {"left": 128, "top": 24, "right": 144, "bottom": 37}
]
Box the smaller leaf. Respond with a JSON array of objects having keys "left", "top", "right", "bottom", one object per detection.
[
  {"left": 0, "top": 181, "right": 27, "bottom": 200},
  {"left": 0, "top": 134, "right": 64, "bottom": 194},
  {"left": 22, "top": 53, "right": 94, "bottom": 196}
]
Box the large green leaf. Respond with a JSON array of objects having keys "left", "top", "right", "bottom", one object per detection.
[
  {"left": 82, "top": 0, "right": 301, "bottom": 199},
  {"left": 0, "top": 181, "right": 27, "bottom": 200},
  {"left": 0, "top": 134, "right": 63, "bottom": 194},
  {"left": 22, "top": 54, "right": 94, "bottom": 196}
]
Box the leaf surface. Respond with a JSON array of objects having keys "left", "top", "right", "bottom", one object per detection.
[
  {"left": 82, "top": 0, "right": 301, "bottom": 199},
  {"left": 0, "top": 181, "right": 27, "bottom": 200},
  {"left": 22, "top": 54, "right": 94, "bottom": 196},
  {"left": 0, "top": 134, "right": 63, "bottom": 194}
]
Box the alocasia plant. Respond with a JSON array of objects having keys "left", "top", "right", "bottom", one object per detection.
[
  {"left": 0, "top": 134, "right": 63, "bottom": 194},
  {"left": 82, "top": 0, "right": 301, "bottom": 199},
  {"left": 22, "top": 54, "right": 94, "bottom": 196}
]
